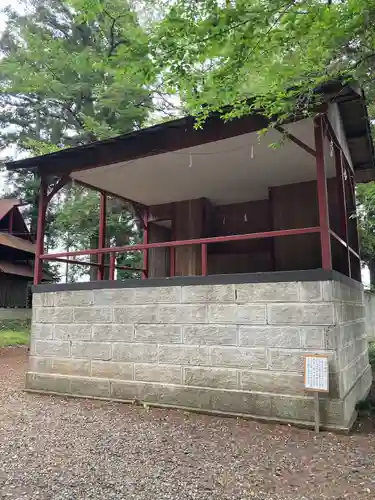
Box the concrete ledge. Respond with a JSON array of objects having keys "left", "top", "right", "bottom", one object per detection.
[
  {"left": 0, "top": 308, "right": 31, "bottom": 320},
  {"left": 32, "top": 270, "right": 363, "bottom": 293},
  {"left": 25, "top": 371, "right": 370, "bottom": 430}
]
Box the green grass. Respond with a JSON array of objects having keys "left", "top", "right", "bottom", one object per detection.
[{"left": 0, "top": 320, "right": 30, "bottom": 348}]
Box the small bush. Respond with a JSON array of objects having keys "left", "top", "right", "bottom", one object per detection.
[
  {"left": 369, "top": 343, "right": 375, "bottom": 366},
  {"left": 0, "top": 319, "right": 30, "bottom": 347},
  {"left": 0, "top": 319, "right": 31, "bottom": 332}
]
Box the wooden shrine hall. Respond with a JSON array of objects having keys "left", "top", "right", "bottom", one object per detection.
[{"left": 6, "top": 82, "right": 375, "bottom": 431}]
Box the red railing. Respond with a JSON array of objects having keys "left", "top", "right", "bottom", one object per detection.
[{"left": 38, "top": 226, "right": 322, "bottom": 283}]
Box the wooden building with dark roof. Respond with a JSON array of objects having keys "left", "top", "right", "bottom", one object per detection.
[{"left": 0, "top": 198, "right": 36, "bottom": 308}]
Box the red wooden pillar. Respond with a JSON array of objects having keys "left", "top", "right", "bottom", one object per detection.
[
  {"left": 34, "top": 178, "right": 47, "bottom": 285},
  {"left": 97, "top": 192, "right": 107, "bottom": 281},
  {"left": 142, "top": 209, "right": 149, "bottom": 280},
  {"left": 334, "top": 145, "right": 351, "bottom": 277},
  {"left": 314, "top": 115, "right": 332, "bottom": 270}
]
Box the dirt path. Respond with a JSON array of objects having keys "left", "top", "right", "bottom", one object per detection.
[{"left": 1, "top": 349, "right": 375, "bottom": 499}]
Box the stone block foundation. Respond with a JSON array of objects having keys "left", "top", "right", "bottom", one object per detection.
[{"left": 28, "top": 275, "right": 372, "bottom": 430}]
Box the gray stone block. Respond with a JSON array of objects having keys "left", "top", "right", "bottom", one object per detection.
[
  {"left": 158, "top": 345, "right": 210, "bottom": 366},
  {"left": 134, "top": 364, "right": 182, "bottom": 384},
  {"left": 321, "top": 399, "right": 346, "bottom": 426},
  {"left": 73, "top": 307, "right": 112, "bottom": 324},
  {"left": 332, "top": 282, "right": 352, "bottom": 302},
  {"left": 29, "top": 338, "right": 36, "bottom": 355},
  {"left": 236, "top": 282, "right": 298, "bottom": 303},
  {"left": 299, "top": 282, "right": 322, "bottom": 302},
  {"left": 135, "top": 324, "right": 182, "bottom": 344},
  {"left": 183, "top": 325, "right": 237, "bottom": 346},
  {"left": 338, "top": 338, "right": 367, "bottom": 369},
  {"left": 338, "top": 342, "right": 356, "bottom": 369},
  {"left": 133, "top": 286, "right": 181, "bottom": 304},
  {"left": 211, "top": 390, "right": 272, "bottom": 416},
  {"left": 32, "top": 293, "right": 54, "bottom": 307},
  {"left": 113, "top": 305, "right": 158, "bottom": 324},
  {"left": 210, "top": 346, "right": 267, "bottom": 369},
  {"left": 50, "top": 358, "right": 91, "bottom": 376},
  {"left": 208, "top": 304, "right": 266, "bottom": 324},
  {"left": 325, "top": 325, "right": 342, "bottom": 350},
  {"left": 92, "top": 324, "right": 133, "bottom": 342},
  {"left": 268, "top": 304, "right": 335, "bottom": 325},
  {"left": 350, "top": 321, "right": 366, "bottom": 342},
  {"left": 184, "top": 366, "right": 238, "bottom": 389},
  {"left": 26, "top": 372, "right": 71, "bottom": 393},
  {"left": 321, "top": 281, "right": 334, "bottom": 302},
  {"left": 336, "top": 304, "right": 365, "bottom": 324},
  {"left": 269, "top": 349, "right": 305, "bottom": 373},
  {"left": 300, "top": 326, "right": 326, "bottom": 349},
  {"left": 271, "top": 395, "right": 314, "bottom": 422},
  {"left": 239, "top": 326, "right": 300, "bottom": 348},
  {"left": 31, "top": 293, "right": 42, "bottom": 307},
  {"left": 158, "top": 384, "right": 213, "bottom": 409},
  {"left": 54, "top": 324, "right": 92, "bottom": 341},
  {"left": 93, "top": 288, "right": 135, "bottom": 306},
  {"left": 29, "top": 356, "right": 52, "bottom": 373},
  {"left": 35, "top": 307, "right": 73, "bottom": 324},
  {"left": 70, "top": 377, "right": 110, "bottom": 398},
  {"left": 112, "top": 343, "right": 158, "bottom": 363},
  {"left": 240, "top": 370, "right": 305, "bottom": 394},
  {"left": 54, "top": 290, "right": 93, "bottom": 307},
  {"left": 33, "top": 323, "right": 54, "bottom": 340},
  {"left": 182, "top": 285, "right": 234, "bottom": 303},
  {"left": 351, "top": 287, "right": 364, "bottom": 304},
  {"left": 71, "top": 342, "right": 111, "bottom": 360},
  {"left": 111, "top": 380, "right": 159, "bottom": 403},
  {"left": 91, "top": 360, "right": 133, "bottom": 380},
  {"left": 158, "top": 304, "right": 207, "bottom": 324},
  {"left": 34, "top": 340, "right": 70, "bottom": 357}
]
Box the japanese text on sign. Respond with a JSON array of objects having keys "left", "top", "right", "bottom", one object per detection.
[{"left": 304, "top": 355, "right": 329, "bottom": 392}]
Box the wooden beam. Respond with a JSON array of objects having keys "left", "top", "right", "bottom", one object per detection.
[{"left": 275, "top": 125, "right": 316, "bottom": 157}]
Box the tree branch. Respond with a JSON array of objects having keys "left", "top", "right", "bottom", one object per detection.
[{"left": 102, "top": 8, "right": 129, "bottom": 57}]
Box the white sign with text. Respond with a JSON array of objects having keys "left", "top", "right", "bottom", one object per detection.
[{"left": 304, "top": 355, "right": 329, "bottom": 393}]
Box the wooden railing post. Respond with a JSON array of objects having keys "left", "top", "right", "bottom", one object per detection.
[
  {"left": 34, "top": 178, "right": 47, "bottom": 285},
  {"left": 170, "top": 247, "right": 175, "bottom": 277},
  {"left": 109, "top": 253, "right": 116, "bottom": 280},
  {"left": 201, "top": 243, "right": 208, "bottom": 276},
  {"left": 97, "top": 192, "right": 107, "bottom": 280},
  {"left": 142, "top": 209, "right": 149, "bottom": 279}
]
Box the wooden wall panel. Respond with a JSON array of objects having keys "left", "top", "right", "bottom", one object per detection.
[
  {"left": 271, "top": 178, "right": 343, "bottom": 272},
  {"left": 148, "top": 223, "right": 171, "bottom": 278},
  {"left": 208, "top": 199, "right": 272, "bottom": 274},
  {"left": 174, "top": 198, "right": 208, "bottom": 276},
  {"left": 0, "top": 274, "right": 28, "bottom": 308},
  {"left": 212, "top": 200, "right": 271, "bottom": 254},
  {"left": 271, "top": 181, "right": 319, "bottom": 271},
  {"left": 208, "top": 252, "right": 272, "bottom": 275}
]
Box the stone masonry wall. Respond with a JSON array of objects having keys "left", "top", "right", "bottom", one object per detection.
[{"left": 27, "top": 279, "right": 372, "bottom": 430}]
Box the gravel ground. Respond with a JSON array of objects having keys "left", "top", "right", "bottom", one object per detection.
[{"left": 1, "top": 349, "right": 375, "bottom": 500}]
